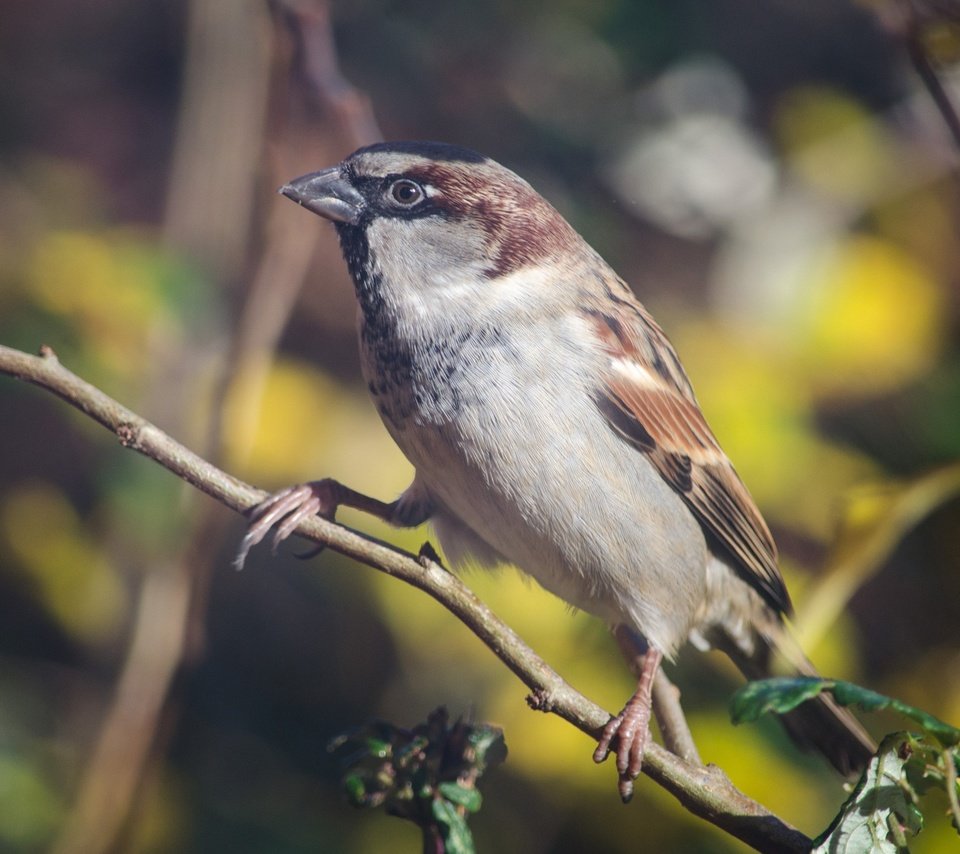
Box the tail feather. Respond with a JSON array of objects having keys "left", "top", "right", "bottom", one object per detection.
[
  {"left": 718, "top": 621, "right": 875, "bottom": 775},
  {"left": 776, "top": 687, "right": 875, "bottom": 776}
]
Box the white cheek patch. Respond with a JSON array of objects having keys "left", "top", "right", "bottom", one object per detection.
[{"left": 366, "top": 217, "right": 489, "bottom": 306}]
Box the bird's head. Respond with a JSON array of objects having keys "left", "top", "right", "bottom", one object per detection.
[{"left": 281, "top": 141, "right": 583, "bottom": 302}]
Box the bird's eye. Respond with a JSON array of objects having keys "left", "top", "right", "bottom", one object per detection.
[{"left": 389, "top": 179, "right": 424, "bottom": 206}]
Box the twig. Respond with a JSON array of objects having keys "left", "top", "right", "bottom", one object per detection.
[
  {"left": 278, "top": 0, "right": 383, "bottom": 148},
  {"left": 906, "top": 32, "right": 960, "bottom": 152},
  {"left": 944, "top": 745, "right": 960, "bottom": 834},
  {"left": 652, "top": 670, "right": 704, "bottom": 767},
  {"left": 794, "top": 463, "right": 960, "bottom": 652},
  {"left": 873, "top": 0, "right": 960, "bottom": 156},
  {"left": 53, "top": 7, "right": 384, "bottom": 852},
  {"left": 217, "top": 0, "right": 383, "bottom": 466},
  {"left": 52, "top": 563, "right": 193, "bottom": 854},
  {"left": 0, "top": 343, "right": 812, "bottom": 853},
  {"left": 56, "top": 3, "right": 277, "bottom": 848}
]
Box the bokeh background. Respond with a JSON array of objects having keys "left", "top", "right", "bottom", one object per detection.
[{"left": 1, "top": 1, "right": 959, "bottom": 851}]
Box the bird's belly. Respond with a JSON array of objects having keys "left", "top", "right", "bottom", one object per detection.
[{"left": 382, "top": 382, "right": 711, "bottom": 656}]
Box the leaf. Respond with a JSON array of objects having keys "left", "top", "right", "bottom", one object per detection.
[
  {"left": 0, "top": 752, "right": 66, "bottom": 849},
  {"left": 330, "top": 710, "right": 504, "bottom": 846},
  {"left": 364, "top": 737, "right": 392, "bottom": 759},
  {"left": 431, "top": 798, "right": 476, "bottom": 854},
  {"left": 438, "top": 781, "right": 483, "bottom": 813},
  {"left": 730, "top": 677, "right": 960, "bottom": 748},
  {"left": 343, "top": 774, "right": 367, "bottom": 807},
  {"left": 467, "top": 726, "right": 508, "bottom": 770},
  {"left": 813, "top": 733, "right": 923, "bottom": 854},
  {"left": 730, "top": 677, "right": 829, "bottom": 724},
  {"left": 831, "top": 682, "right": 960, "bottom": 748}
]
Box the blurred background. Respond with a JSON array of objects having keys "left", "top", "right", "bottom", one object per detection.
[{"left": 1, "top": 0, "right": 959, "bottom": 851}]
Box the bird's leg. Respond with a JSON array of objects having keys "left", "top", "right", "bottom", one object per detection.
[
  {"left": 593, "top": 628, "right": 663, "bottom": 802},
  {"left": 616, "top": 626, "right": 702, "bottom": 766},
  {"left": 234, "top": 478, "right": 432, "bottom": 569}
]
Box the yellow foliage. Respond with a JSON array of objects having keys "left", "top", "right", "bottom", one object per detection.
[
  {"left": 673, "top": 321, "right": 879, "bottom": 537},
  {"left": 0, "top": 482, "right": 126, "bottom": 644},
  {"left": 674, "top": 321, "right": 809, "bottom": 476},
  {"left": 691, "top": 711, "right": 835, "bottom": 827},
  {"left": 367, "top": 563, "right": 581, "bottom": 685},
  {"left": 486, "top": 689, "right": 610, "bottom": 788},
  {"left": 0, "top": 751, "right": 65, "bottom": 848},
  {"left": 24, "top": 229, "right": 176, "bottom": 378},
  {"left": 794, "top": 609, "right": 864, "bottom": 685},
  {"left": 793, "top": 236, "right": 944, "bottom": 395},
  {"left": 873, "top": 185, "right": 958, "bottom": 281},
  {"left": 774, "top": 86, "right": 892, "bottom": 201},
  {"left": 223, "top": 355, "right": 414, "bottom": 493},
  {"left": 223, "top": 356, "right": 340, "bottom": 479},
  {"left": 365, "top": 555, "right": 624, "bottom": 789}
]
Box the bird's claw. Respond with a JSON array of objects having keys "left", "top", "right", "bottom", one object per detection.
[
  {"left": 593, "top": 697, "right": 653, "bottom": 803},
  {"left": 234, "top": 480, "right": 339, "bottom": 570}
]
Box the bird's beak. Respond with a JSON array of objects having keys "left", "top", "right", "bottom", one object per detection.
[{"left": 279, "top": 167, "right": 365, "bottom": 225}]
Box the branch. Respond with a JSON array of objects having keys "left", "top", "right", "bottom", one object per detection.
[
  {"left": 871, "top": 0, "right": 960, "bottom": 157},
  {"left": 278, "top": 0, "right": 384, "bottom": 148},
  {"left": 0, "top": 344, "right": 812, "bottom": 854}
]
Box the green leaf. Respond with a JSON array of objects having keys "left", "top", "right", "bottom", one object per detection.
[
  {"left": 431, "top": 798, "right": 476, "bottom": 854},
  {"left": 364, "top": 737, "right": 392, "bottom": 759},
  {"left": 438, "top": 781, "right": 483, "bottom": 813},
  {"left": 831, "top": 682, "right": 960, "bottom": 748},
  {"left": 343, "top": 774, "right": 367, "bottom": 807},
  {"left": 331, "top": 710, "right": 505, "bottom": 844},
  {"left": 393, "top": 735, "right": 429, "bottom": 765},
  {"left": 0, "top": 751, "right": 66, "bottom": 849},
  {"left": 830, "top": 682, "right": 896, "bottom": 712},
  {"left": 730, "top": 677, "right": 829, "bottom": 724},
  {"left": 467, "top": 726, "right": 508, "bottom": 769},
  {"left": 813, "top": 733, "right": 923, "bottom": 854},
  {"left": 730, "top": 677, "right": 960, "bottom": 748}
]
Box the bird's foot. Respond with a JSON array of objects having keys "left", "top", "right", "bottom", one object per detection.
[
  {"left": 593, "top": 646, "right": 663, "bottom": 802},
  {"left": 235, "top": 479, "right": 344, "bottom": 570},
  {"left": 594, "top": 693, "right": 653, "bottom": 802}
]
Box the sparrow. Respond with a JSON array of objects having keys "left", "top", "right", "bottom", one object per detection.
[{"left": 236, "top": 140, "right": 875, "bottom": 800}]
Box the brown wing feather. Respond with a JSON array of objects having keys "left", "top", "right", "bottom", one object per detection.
[{"left": 588, "top": 303, "right": 791, "bottom": 615}]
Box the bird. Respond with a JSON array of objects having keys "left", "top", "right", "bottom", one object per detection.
[{"left": 236, "top": 140, "right": 875, "bottom": 800}]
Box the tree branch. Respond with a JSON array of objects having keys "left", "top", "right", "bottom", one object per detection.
[
  {"left": 653, "top": 670, "right": 704, "bottom": 767},
  {"left": 0, "top": 343, "right": 812, "bottom": 854},
  {"left": 872, "top": 0, "right": 960, "bottom": 157}
]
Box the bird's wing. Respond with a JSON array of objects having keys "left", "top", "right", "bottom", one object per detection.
[{"left": 584, "top": 288, "right": 790, "bottom": 614}]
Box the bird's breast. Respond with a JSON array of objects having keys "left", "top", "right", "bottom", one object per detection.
[
  {"left": 359, "top": 313, "right": 508, "bottom": 432},
  {"left": 357, "top": 312, "right": 711, "bottom": 653}
]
